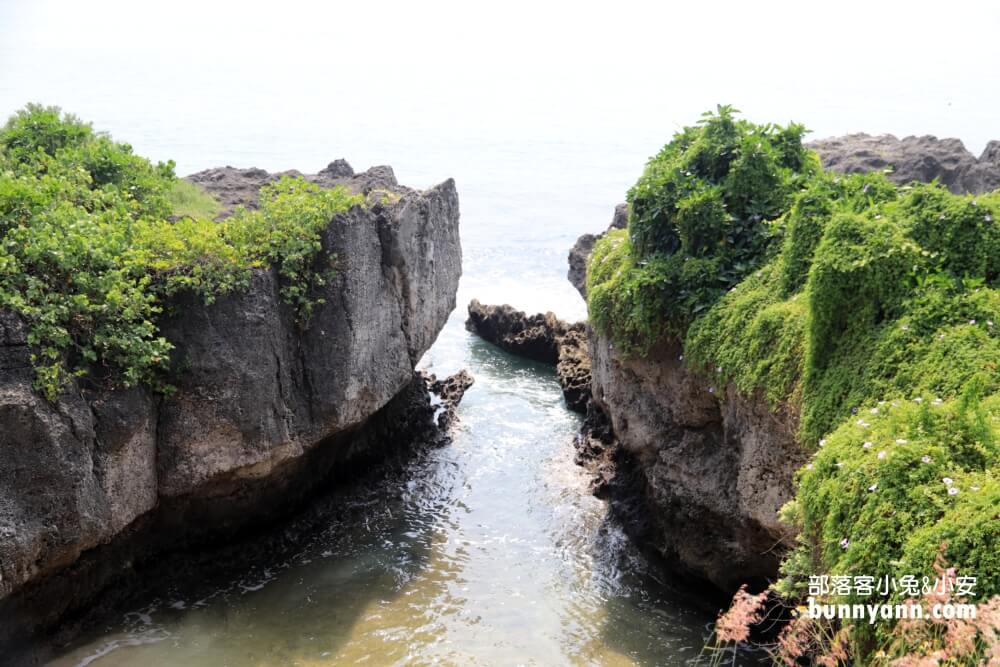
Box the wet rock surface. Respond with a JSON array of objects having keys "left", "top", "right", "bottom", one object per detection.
[
  {"left": 0, "top": 163, "right": 462, "bottom": 649},
  {"left": 810, "top": 133, "right": 1000, "bottom": 194},
  {"left": 465, "top": 300, "right": 591, "bottom": 413},
  {"left": 424, "top": 369, "right": 475, "bottom": 430}
]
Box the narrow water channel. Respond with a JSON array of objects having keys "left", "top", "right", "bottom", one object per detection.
[{"left": 47, "top": 304, "right": 729, "bottom": 666}]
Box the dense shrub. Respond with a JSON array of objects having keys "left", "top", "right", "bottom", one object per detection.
[
  {"left": 0, "top": 105, "right": 362, "bottom": 399},
  {"left": 588, "top": 106, "right": 817, "bottom": 354},
  {"left": 594, "top": 107, "right": 1000, "bottom": 662}
]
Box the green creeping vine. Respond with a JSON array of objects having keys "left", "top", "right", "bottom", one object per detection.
[
  {"left": 0, "top": 104, "right": 362, "bottom": 399},
  {"left": 587, "top": 105, "right": 818, "bottom": 355},
  {"left": 588, "top": 106, "right": 1000, "bottom": 662}
]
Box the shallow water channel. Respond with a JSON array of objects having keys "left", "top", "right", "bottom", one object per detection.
[{"left": 45, "top": 306, "right": 760, "bottom": 666}]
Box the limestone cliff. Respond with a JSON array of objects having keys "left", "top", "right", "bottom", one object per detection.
[{"left": 0, "top": 163, "right": 461, "bottom": 644}]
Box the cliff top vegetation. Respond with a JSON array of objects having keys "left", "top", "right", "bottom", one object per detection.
[
  {"left": 588, "top": 106, "right": 1000, "bottom": 663},
  {"left": 0, "top": 104, "right": 362, "bottom": 400}
]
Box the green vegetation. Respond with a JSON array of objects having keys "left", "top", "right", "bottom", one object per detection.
[
  {"left": 0, "top": 104, "right": 362, "bottom": 399},
  {"left": 167, "top": 179, "right": 221, "bottom": 219},
  {"left": 590, "top": 107, "right": 1000, "bottom": 662},
  {"left": 587, "top": 105, "right": 818, "bottom": 355}
]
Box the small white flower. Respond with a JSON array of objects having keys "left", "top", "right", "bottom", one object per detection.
[
  {"left": 869, "top": 483, "right": 878, "bottom": 492},
  {"left": 716, "top": 366, "right": 722, "bottom": 374},
  {"left": 942, "top": 477, "right": 954, "bottom": 486},
  {"left": 878, "top": 400, "right": 887, "bottom": 406},
  {"left": 986, "top": 214, "right": 994, "bottom": 222},
  {"left": 971, "top": 485, "right": 981, "bottom": 492},
  {"left": 678, "top": 354, "right": 684, "bottom": 361},
  {"left": 914, "top": 397, "right": 923, "bottom": 404},
  {"left": 896, "top": 438, "right": 908, "bottom": 444},
  {"left": 863, "top": 441, "right": 873, "bottom": 449},
  {"left": 948, "top": 487, "right": 959, "bottom": 496},
  {"left": 989, "top": 321, "right": 995, "bottom": 328},
  {"left": 901, "top": 324, "right": 910, "bottom": 331},
  {"left": 870, "top": 407, "right": 879, "bottom": 415},
  {"left": 836, "top": 462, "right": 844, "bottom": 468},
  {"left": 970, "top": 319, "right": 977, "bottom": 325},
  {"left": 921, "top": 455, "right": 932, "bottom": 464},
  {"left": 819, "top": 439, "right": 827, "bottom": 447},
  {"left": 938, "top": 334, "right": 946, "bottom": 340},
  {"left": 840, "top": 538, "right": 850, "bottom": 549},
  {"left": 932, "top": 397, "right": 943, "bottom": 406},
  {"left": 877, "top": 450, "right": 887, "bottom": 459},
  {"left": 806, "top": 463, "right": 814, "bottom": 470}
]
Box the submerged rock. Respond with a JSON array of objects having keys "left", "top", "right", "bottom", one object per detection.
[
  {"left": 0, "top": 163, "right": 462, "bottom": 648},
  {"left": 810, "top": 133, "right": 1000, "bottom": 194},
  {"left": 465, "top": 300, "right": 591, "bottom": 413}
]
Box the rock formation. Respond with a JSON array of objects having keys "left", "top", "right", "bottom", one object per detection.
[
  {"left": 568, "top": 134, "right": 1000, "bottom": 592},
  {"left": 588, "top": 337, "right": 804, "bottom": 591},
  {"left": 185, "top": 160, "right": 401, "bottom": 219},
  {"left": 810, "top": 133, "right": 1000, "bottom": 194},
  {"left": 465, "top": 300, "right": 590, "bottom": 412},
  {"left": 0, "top": 161, "right": 461, "bottom": 647},
  {"left": 424, "top": 369, "right": 475, "bottom": 430}
]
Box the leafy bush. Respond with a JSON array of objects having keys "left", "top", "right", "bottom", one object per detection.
[
  {"left": 778, "top": 172, "right": 898, "bottom": 296},
  {"left": 0, "top": 105, "right": 362, "bottom": 399},
  {"left": 587, "top": 105, "right": 817, "bottom": 353},
  {"left": 595, "top": 107, "right": 1000, "bottom": 662}
]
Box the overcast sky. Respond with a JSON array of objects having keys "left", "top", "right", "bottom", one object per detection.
[{"left": 2, "top": 0, "right": 999, "bottom": 158}]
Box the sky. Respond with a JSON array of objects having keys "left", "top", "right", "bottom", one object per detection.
[{"left": 1, "top": 0, "right": 999, "bottom": 167}]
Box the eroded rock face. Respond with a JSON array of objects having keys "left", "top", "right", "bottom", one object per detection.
[
  {"left": 465, "top": 300, "right": 591, "bottom": 412},
  {"left": 0, "top": 164, "right": 461, "bottom": 644},
  {"left": 588, "top": 337, "right": 805, "bottom": 592},
  {"left": 424, "top": 369, "right": 475, "bottom": 430},
  {"left": 810, "top": 134, "right": 1000, "bottom": 194}
]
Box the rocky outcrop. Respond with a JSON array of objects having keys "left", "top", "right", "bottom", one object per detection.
[
  {"left": 465, "top": 300, "right": 591, "bottom": 412},
  {"left": 588, "top": 337, "right": 805, "bottom": 591},
  {"left": 569, "top": 135, "right": 1000, "bottom": 592},
  {"left": 186, "top": 161, "right": 401, "bottom": 219},
  {"left": 810, "top": 133, "right": 1000, "bottom": 194},
  {"left": 424, "top": 369, "right": 475, "bottom": 430},
  {"left": 0, "top": 161, "right": 461, "bottom": 646}
]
